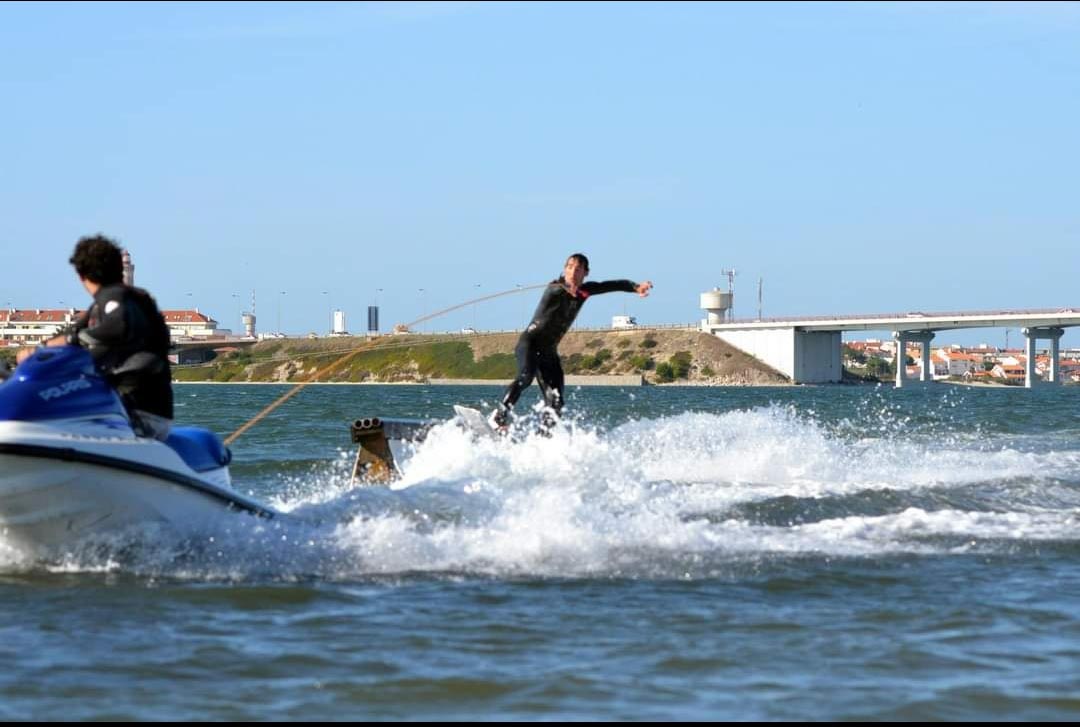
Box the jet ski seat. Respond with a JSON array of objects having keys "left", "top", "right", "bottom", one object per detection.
[{"left": 164, "top": 427, "right": 232, "bottom": 473}]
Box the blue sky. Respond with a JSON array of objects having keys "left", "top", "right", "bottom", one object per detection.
[{"left": 2, "top": 2, "right": 1078, "bottom": 345}]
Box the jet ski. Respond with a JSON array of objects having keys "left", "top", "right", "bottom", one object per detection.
[{"left": 0, "top": 346, "right": 277, "bottom": 555}]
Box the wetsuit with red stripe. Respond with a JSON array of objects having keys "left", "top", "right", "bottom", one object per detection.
[{"left": 496, "top": 277, "right": 637, "bottom": 424}]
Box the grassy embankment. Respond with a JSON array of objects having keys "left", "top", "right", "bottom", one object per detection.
[{"left": 172, "top": 329, "right": 789, "bottom": 385}]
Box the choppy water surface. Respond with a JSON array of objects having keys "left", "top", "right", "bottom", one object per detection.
[{"left": 3, "top": 383, "right": 1080, "bottom": 720}]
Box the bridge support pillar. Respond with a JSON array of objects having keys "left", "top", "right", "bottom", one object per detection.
[
  {"left": 893, "top": 330, "right": 935, "bottom": 388},
  {"left": 1021, "top": 327, "right": 1065, "bottom": 387},
  {"left": 1051, "top": 330, "right": 1063, "bottom": 384},
  {"left": 893, "top": 332, "right": 907, "bottom": 388},
  {"left": 794, "top": 330, "right": 842, "bottom": 383},
  {"left": 712, "top": 328, "right": 842, "bottom": 383}
]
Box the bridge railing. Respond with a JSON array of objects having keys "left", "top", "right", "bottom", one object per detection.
[{"left": 715, "top": 306, "right": 1080, "bottom": 326}]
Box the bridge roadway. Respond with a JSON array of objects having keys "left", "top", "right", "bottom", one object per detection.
[{"left": 702, "top": 307, "right": 1080, "bottom": 387}]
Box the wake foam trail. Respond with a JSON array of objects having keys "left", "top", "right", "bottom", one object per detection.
[{"left": 5, "top": 406, "right": 1080, "bottom": 579}]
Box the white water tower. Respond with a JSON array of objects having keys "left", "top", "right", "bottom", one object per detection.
[
  {"left": 700, "top": 289, "right": 733, "bottom": 325},
  {"left": 242, "top": 312, "right": 256, "bottom": 338}
]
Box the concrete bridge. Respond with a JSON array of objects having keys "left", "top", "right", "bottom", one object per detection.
[{"left": 703, "top": 308, "right": 1080, "bottom": 387}]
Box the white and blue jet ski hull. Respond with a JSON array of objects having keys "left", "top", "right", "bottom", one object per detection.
[
  {"left": 0, "top": 347, "right": 276, "bottom": 556},
  {"left": 0, "top": 419, "right": 275, "bottom": 554}
]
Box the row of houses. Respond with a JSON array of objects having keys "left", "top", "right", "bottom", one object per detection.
[
  {"left": 845, "top": 339, "right": 1080, "bottom": 383},
  {"left": 0, "top": 308, "right": 227, "bottom": 346},
  {"left": 933, "top": 348, "right": 1080, "bottom": 383}
]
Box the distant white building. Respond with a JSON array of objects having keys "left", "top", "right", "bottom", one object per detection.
[
  {"left": 933, "top": 349, "right": 981, "bottom": 378},
  {"left": 0, "top": 307, "right": 226, "bottom": 347},
  {"left": 0, "top": 308, "right": 80, "bottom": 346},
  {"left": 612, "top": 315, "right": 638, "bottom": 329},
  {"left": 2, "top": 248, "right": 225, "bottom": 345},
  {"left": 992, "top": 362, "right": 1026, "bottom": 382},
  {"left": 331, "top": 309, "right": 348, "bottom": 336},
  {"left": 162, "top": 310, "right": 222, "bottom": 340}
]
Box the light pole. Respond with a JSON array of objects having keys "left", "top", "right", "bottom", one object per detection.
[
  {"left": 322, "top": 291, "right": 330, "bottom": 335},
  {"left": 231, "top": 292, "right": 241, "bottom": 330},
  {"left": 277, "top": 291, "right": 286, "bottom": 335},
  {"left": 473, "top": 283, "right": 481, "bottom": 331},
  {"left": 418, "top": 288, "right": 425, "bottom": 333}
]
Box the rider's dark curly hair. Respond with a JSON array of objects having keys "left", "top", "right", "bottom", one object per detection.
[{"left": 69, "top": 234, "right": 124, "bottom": 285}]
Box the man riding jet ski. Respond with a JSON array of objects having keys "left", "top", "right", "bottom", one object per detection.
[
  {"left": 16, "top": 234, "right": 174, "bottom": 439},
  {"left": 0, "top": 235, "right": 276, "bottom": 555}
]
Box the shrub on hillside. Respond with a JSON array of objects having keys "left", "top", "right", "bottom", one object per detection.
[
  {"left": 670, "top": 351, "right": 692, "bottom": 379},
  {"left": 579, "top": 348, "right": 613, "bottom": 370}
]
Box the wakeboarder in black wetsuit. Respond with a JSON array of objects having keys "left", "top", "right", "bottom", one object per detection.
[{"left": 490, "top": 253, "right": 653, "bottom": 432}]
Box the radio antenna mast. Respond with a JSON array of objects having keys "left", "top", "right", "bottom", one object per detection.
[{"left": 720, "top": 268, "right": 737, "bottom": 321}]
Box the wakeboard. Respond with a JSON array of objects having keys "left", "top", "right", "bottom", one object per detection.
[{"left": 453, "top": 404, "right": 500, "bottom": 440}]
